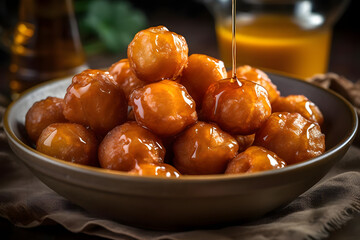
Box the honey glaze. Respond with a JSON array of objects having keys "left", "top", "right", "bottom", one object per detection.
[
  {"left": 231, "top": 0, "right": 237, "bottom": 80},
  {"left": 272, "top": 95, "right": 324, "bottom": 125},
  {"left": 129, "top": 80, "right": 197, "bottom": 137},
  {"left": 172, "top": 121, "right": 238, "bottom": 175},
  {"left": 199, "top": 0, "right": 273, "bottom": 135},
  {"left": 129, "top": 163, "right": 181, "bottom": 177},
  {"left": 98, "top": 122, "right": 165, "bottom": 172},
  {"left": 63, "top": 69, "right": 128, "bottom": 138},
  {"left": 253, "top": 112, "right": 325, "bottom": 165},
  {"left": 201, "top": 79, "right": 271, "bottom": 135},
  {"left": 226, "top": 146, "right": 286, "bottom": 174},
  {"left": 36, "top": 123, "right": 98, "bottom": 166}
]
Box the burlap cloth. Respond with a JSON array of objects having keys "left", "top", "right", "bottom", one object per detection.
[{"left": 0, "top": 73, "right": 359, "bottom": 240}]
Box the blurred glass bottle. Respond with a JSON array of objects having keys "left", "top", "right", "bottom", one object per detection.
[{"left": 9, "top": 0, "right": 87, "bottom": 98}]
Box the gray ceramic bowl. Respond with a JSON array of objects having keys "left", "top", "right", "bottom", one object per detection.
[{"left": 3, "top": 74, "right": 358, "bottom": 230}]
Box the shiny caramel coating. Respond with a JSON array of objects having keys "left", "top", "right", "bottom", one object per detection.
[
  {"left": 25, "top": 97, "right": 67, "bottom": 143},
  {"left": 36, "top": 123, "right": 98, "bottom": 166},
  {"left": 173, "top": 121, "right": 239, "bottom": 175},
  {"left": 235, "top": 134, "right": 255, "bottom": 153},
  {"left": 272, "top": 95, "right": 324, "bottom": 125},
  {"left": 108, "top": 58, "right": 145, "bottom": 101},
  {"left": 229, "top": 65, "right": 280, "bottom": 103},
  {"left": 225, "top": 146, "right": 286, "bottom": 174},
  {"left": 129, "top": 80, "right": 197, "bottom": 137},
  {"left": 129, "top": 163, "right": 181, "bottom": 178},
  {"left": 63, "top": 69, "right": 127, "bottom": 137},
  {"left": 201, "top": 78, "right": 272, "bottom": 135},
  {"left": 254, "top": 112, "right": 325, "bottom": 165},
  {"left": 98, "top": 122, "right": 165, "bottom": 172},
  {"left": 127, "top": 26, "right": 188, "bottom": 83},
  {"left": 180, "top": 54, "right": 227, "bottom": 108}
]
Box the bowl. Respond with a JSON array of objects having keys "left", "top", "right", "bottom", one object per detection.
[{"left": 3, "top": 73, "right": 358, "bottom": 230}]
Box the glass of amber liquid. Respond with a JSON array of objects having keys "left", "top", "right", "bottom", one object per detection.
[
  {"left": 9, "top": 0, "right": 87, "bottom": 98},
  {"left": 207, "top": 0, "right": 349, "bottom": 79}
]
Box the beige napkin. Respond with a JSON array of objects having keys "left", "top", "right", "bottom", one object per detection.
[{"left": 308, "top": 72, "right": 360, "bottom": 119}]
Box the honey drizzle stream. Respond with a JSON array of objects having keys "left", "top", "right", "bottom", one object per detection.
[{"left": 231, "top": 0, "right": 237, "bottom": 81}]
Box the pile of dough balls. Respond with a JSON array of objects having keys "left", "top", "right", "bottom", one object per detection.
[{"left": 25, "top": 26, "right": 325, "bottom": 178}]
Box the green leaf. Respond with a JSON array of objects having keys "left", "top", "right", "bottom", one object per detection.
[{"left": 78, "top": 0, "right": 148, "bottom": 54}]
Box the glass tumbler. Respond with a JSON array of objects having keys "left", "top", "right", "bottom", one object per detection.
[{"left": 204, "top": 0, "right": 349, "bottom": 79}]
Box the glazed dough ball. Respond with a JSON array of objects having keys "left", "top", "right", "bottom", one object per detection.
[
  {"left": 63, "top": 69, "right": 127, "bottom": 137},
  {"left": 201, "top": 79, "right": 271, "bottom": 135},
  {"left": 180, "top": 54, "right": 227, "bottom": 108},
  {"left": 127, "top": 26, "right": 188, "bottom": 83},
  {"left": 272, "top": 95, "right": 324, "bottom": 125},
  {"left": 129, "top": 163, "right": 181, "bottom": 178},
  {"left": 254, "top": 112, "right": 325, "bottom": 165},
  {"left": 98, "top": 122, "right": 165, "bottom": 172},
  {"left": 234, "top": 134, "right": 255, "bottom": 153},
  {"left": 25, "top": 97, "right": 67, "bottom": 143},
  {"left": 129, "top": 80, "right": 197, "bottom": 137},
  {"left": 173, "top": 121, "right": 239, "bottom": 175},
  {"left": 230, "top": 65, "right": 280, "bottom": 104},
  {"left": 108, "top": 58, "right": 145, "bottom": 101},
  {"left": 225, "top": 146, "right": 286, "bottom": 174},
  {"left": 36, "top": 123, "right": 98, "bottom": 166}
]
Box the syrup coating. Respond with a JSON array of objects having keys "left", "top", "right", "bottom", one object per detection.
[
  {"left": 36, "top": 123, "right": 98, "bottom": 166},
  {"left": 180, "top": 54, "right": 227, "bottom": 108},
  {"left": 129, "top": 163, "right": 181, "bottom": 178},
  {"left": 225, "top": 146, "right": 286, "bottom": 174},
  {"left": 127, "top": 26, "right": 188, "bottom": 82},
  {"left": 108, "top": 58, "right": 145, "bottom": 100},
  {"left": 254, "top": 112, "right": 325, "bottom": 165},
  {"left": 25, "top": 97, "right": 67, "bottom": 143},
  {"left": 98, "top": 122, "right": 165, "bottom": 172},
  {"left": 173, "top": 121, "right": 239, "bottom": 175},
  {"left": 235, "top": 134, "right": 255, "bottom": 153},
  {"left": 201, "top": 78, "right": 271, "bottom": 135},
  {"left": 63, "top": 69, "right": 127, "bottom": 137},
  {"left": 230, "top": 65, "right": 280, "bottom": 104},
  {"left": 129, "top": 80, "right": 197, "bottom": 137},
  {"left": 272, "top": 95, "right": 324, "bottom": 125}
]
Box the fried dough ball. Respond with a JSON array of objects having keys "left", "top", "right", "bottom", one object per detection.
[
  {"left": 25, "top": 97, "right": 67, "bottom": 143},
  {"left": 201, "top": 79, "right": 271, "bottom": 135},
  {"left": 108, "top": 59, "right": 145, "bottom": 101},
  {"left": 173, "top": 121, "right": 239, "bottom": 175},
  {"left": 63, "top": 69, "right": 127, "bottom": 137},
  {"left": 180, "top": 54, "right": 227, "bottom": 108},
  {"left": 129, "top": 163, "right": 181, "bottom": 178},
  {"left": 98, "top": 122, "right": 165, "bottom": 172},
  {"left": 272, "top": 95, "right": 324, "bottom": 125},
  {"left": 129, "top": 80, "right": 197, "bottom": 137},
  {"left": 229, "top": 65, "right": 280, "bottom": 103},
  {"left": 254, "top": 112, "right": 325, "bottom": 165},
  {"left": 235, "top": 134, "right": 255, "bottom": 153},
  {"left": 225, "top": 146, "right": 286, "bottom": 174},
  {"left": 127, "top": 26, "right": 188, "bottom": 82},
  {"left": 36, "top": 123, "right": 98, "bottom": 166}
]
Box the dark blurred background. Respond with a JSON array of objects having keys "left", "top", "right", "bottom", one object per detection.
[{"left": 0, "top": 0, "right": 359, "bottom": 98}]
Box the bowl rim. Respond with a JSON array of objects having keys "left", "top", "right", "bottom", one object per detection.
[{"left": 3, "top": 75, "right": 359, "bottom": 183}]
